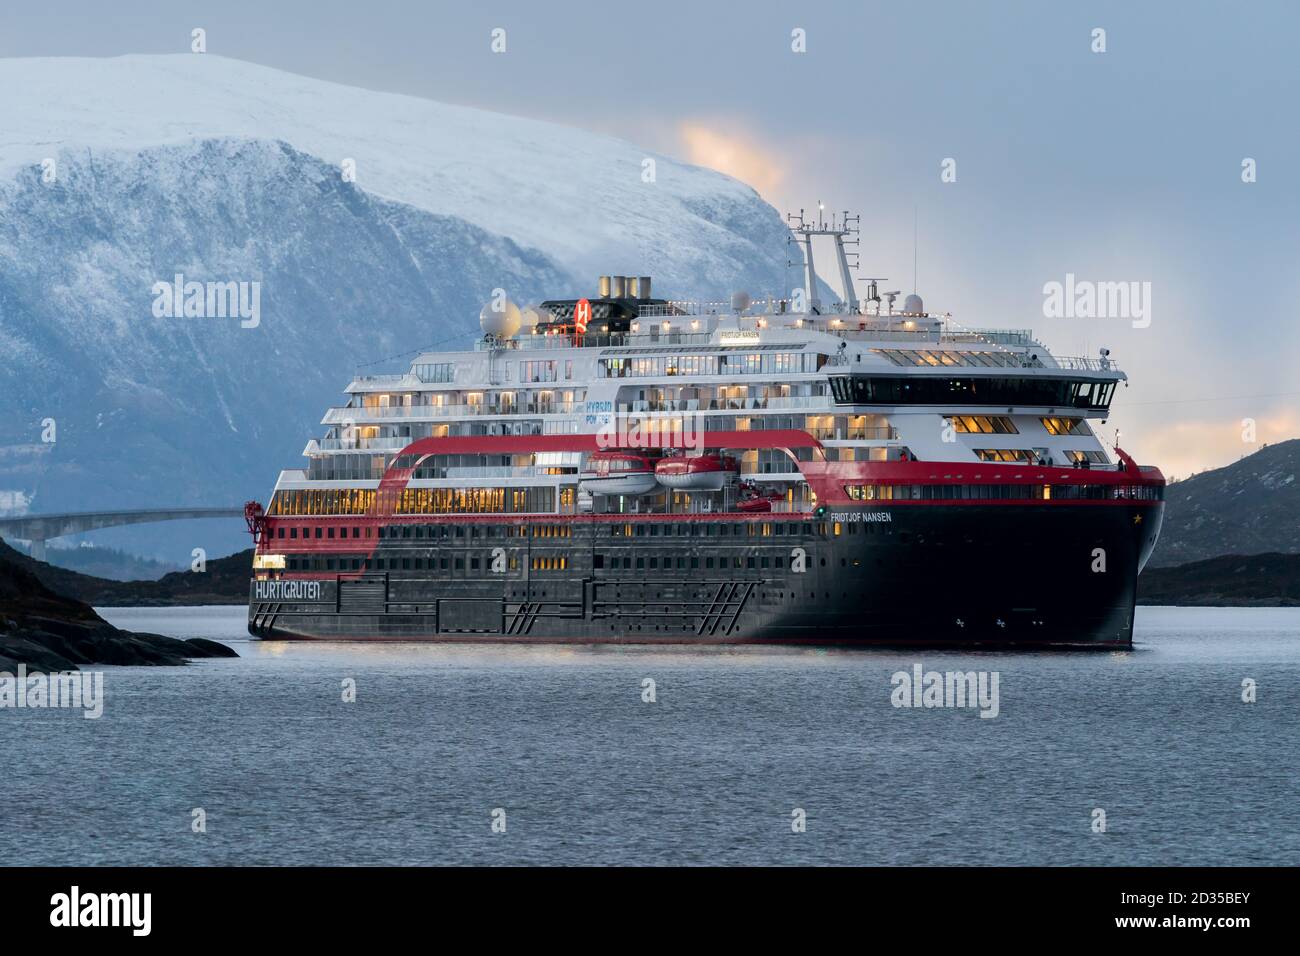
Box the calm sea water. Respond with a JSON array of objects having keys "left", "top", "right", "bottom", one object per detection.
[{"left": 1, "top": 605, "right": 1296, "bottom": 866}]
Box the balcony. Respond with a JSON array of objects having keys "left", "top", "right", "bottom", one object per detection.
[
  {"left": 630, "top": 396, "right": 831, "bottom": 413},
  {"left": 1050, "top": 356, "right": 1123, "bottom": 373},
  {"left": 310, "top": 437, "right": 409, "bottom": 452},
  {"left": 323, "top": 402, "right": 582, "bottom": 424}
]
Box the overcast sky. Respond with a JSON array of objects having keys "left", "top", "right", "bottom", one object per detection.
[{"left": 4, "top": 0, "right": 1296, "bottom": 478}]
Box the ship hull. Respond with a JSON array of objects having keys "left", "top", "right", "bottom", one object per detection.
[{"left": 249, "top": 502, "right": 1162, "bottom": 648}]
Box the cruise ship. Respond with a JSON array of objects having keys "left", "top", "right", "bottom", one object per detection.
[{"left": 246, "top": 210, "right": 1165, "bottom": 647}]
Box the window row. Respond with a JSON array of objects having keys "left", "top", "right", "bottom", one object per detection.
[
  {"left": 830, "top": 376, "right": 1116, "bottom": 410},
  {"left": 269, "top": 522, "right": 573, "bottom": 541},
  {"left": 873, "top": 349, "right": 1040, "bottom": 369},
  {"left": 609, "top": 521, "right": 826, "bottom": 538},
  {"left": 950, "top": 415, "right": 1018, "bottom": 434},
  {"left": 269, "top": 486, "right": 563, "bottom": 516},
  {"left": 413, "top": 362, "right": 455, "bottom": 383},
  {"left": 601, "top": 352, "right": 821, "bottom": 378},
  {"left": 1040, "top": 416, "right": 1089, "bottom": 436},
  {"left": 843, "top": 483, "right": 1163, "bottom": 501},
  {"left": 594, "top": 553, "right": 794, "bottom": 571}
]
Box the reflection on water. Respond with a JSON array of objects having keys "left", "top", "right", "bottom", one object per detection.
[{"left": 0, "top": 605, "right": 1294, "bottom": 866}]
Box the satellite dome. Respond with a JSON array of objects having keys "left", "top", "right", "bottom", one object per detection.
[
  {"left": 519, "top": 305, "right": 546, "bottom": 330},
  {"left": 730, "top": 290, "right": 752, "bottom": 313},
  {"left": 902, "top": 293, "right": 924, "bottom": 315},
  {"left": 480, "top": 299, "right": 522, "bottom": 338}
]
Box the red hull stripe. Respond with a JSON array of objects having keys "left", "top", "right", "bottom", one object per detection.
[
  {"left": 260, "top": 498, "right": 1161, "bottom": 555},
  {"left": 251, "top": 431, "right": 1164, "bottom": 562}
]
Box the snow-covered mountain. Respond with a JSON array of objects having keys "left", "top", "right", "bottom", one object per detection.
[{"left": 0, "top": 55, "right": 797, "bottom": 560}]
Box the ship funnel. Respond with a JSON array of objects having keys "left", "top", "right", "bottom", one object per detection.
[
  {"left": 636, "top": 276, "right": 651, "bottom": 300},
  {"left": 610, "top": 275, "right": 627, "bottom": 298},
  {"left": 598, "top": 275, "right": 612, "bottom": 298}
]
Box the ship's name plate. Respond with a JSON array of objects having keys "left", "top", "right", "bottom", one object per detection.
[
  {"left": 253, "top": 580, "right": 325, "bottom": 601},
  {"left": 829, "top": 511, "right": 893, "bottom": 523}
]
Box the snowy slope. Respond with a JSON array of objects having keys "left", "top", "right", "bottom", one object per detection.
[
  {"left": 0, "top": 54, "right": 789, "bottom": 288},
  {"left": 0, "top": 55, "right": 797, "bottom": 561}
]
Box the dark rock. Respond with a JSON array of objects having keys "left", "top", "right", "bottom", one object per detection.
[
  {"left": 0, "top": 546, "right": 239, "bottom": 671},
  {"left": 1139, "top": 552, "right": 1300, "bottom": 606},
  {"left": 0, "top": 539, "right": 251, "bottom": 606},
  {"left": 182, "top": 637, "right": 240, "bottom": 659}
]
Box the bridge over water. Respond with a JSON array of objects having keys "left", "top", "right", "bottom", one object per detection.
[{"left": 0, "top": 508, "right": 246, "bottom": 561}]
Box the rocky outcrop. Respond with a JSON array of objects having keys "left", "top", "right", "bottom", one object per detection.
[
  {"left": 1138, "top": 552, "right": 1300, "bottom": 606},
  {"left": 2, "top": 540, "right": 252, "bottom": 606},
  {"left": 0, "top": 548, "right": 238, "bottom": 671}
]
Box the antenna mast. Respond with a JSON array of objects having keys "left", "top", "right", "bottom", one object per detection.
[
  {"left": 787, "top": 204, "right": 861, "bottom": 313},
  {"left": 912, "top": 206, "right": 918, "bottom": 293}
]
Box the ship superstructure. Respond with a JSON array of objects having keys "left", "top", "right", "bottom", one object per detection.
[{"left": 247, "top": 210, "right": 1164, "bottom": 646}]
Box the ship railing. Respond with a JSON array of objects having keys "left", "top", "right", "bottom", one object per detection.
[
  {"left": 942, "top": 329, "right": 1036, "bottom": 346},
  {"left": 636, "top": 297, "right": 875, "bottom": 318},
  {"left": 314, "top": 437, "right": 408, "bottom": 451},
  {"left": 440, "top": 466, "right": 580, "bottom": 480},
  {"left": 323, "top": 402, "right": 584, "bottom": 423},
  {"left": 352, "top": 373, "right": 409, "bottom": 383},
  {"left": 1050, "top": 355, "right": 1122, "bottom": 373},
  {"left": 630, "top": 396, "right": 889, "bottom": 416},
  {"left": 815, "top": 327, "right": 1039, "bottom": 347},
  {"left": 629, "top": 396, "right": 832, "bottom": 413},
  {"left": 802, "top": 427, "right": 898, "bottom": 441},
  {"left": 487, "top": 331, "right": 716, "bottom": 350}
]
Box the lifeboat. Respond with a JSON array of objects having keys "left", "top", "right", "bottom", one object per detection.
[
  {"left": 579, "top": 450, "right": 661, "bottom": 496},
  {"left": 655, "top": 454, "right": 739, "bottom": 491},
  {"left": 735, "top": 481, "right": 784, "bottom": 513}
]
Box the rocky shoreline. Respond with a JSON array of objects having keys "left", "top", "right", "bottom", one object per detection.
[
  {"left": 0, "top": 547, "right": 238, "bottom": 672},
  {"left": 1137, "top": 553, "right": 1300, "bottom": 607},
  {"left": 2, "top": 540, "right": 251, "bottom": 607}
]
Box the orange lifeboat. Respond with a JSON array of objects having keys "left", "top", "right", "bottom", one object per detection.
[
  {"left": 654, "top": 454, "right": 739, "bottom": 491},
  {"left": 580, "top": 450, "right": 661, "bottom": 496}
]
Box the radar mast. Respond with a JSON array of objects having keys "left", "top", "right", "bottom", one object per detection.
[{"left": 787, "top": 204, "right": 861, "bottom": 313}]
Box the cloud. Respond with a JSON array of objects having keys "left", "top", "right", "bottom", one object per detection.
[
  {"left": 675, "top": 121, "right": 787, "bottom": 198},
  {"left": 1130, "top": 408, "right": 1300, "bottom": 481}
]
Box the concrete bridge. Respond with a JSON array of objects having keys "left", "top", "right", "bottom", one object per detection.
[{"left": 0, "top": 508, "right": 246, "bottom": 561}]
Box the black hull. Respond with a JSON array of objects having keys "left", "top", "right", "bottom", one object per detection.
[{"left": 248, "top": 503, "right": 1163, "bottom": 648}]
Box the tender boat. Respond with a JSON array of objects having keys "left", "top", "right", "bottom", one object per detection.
[
  {"left": 579, "top": 450, "right": 660, "bottom": 496},
  {"left": 655, "top": 454, "right": 739, "bottom": 491}
]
